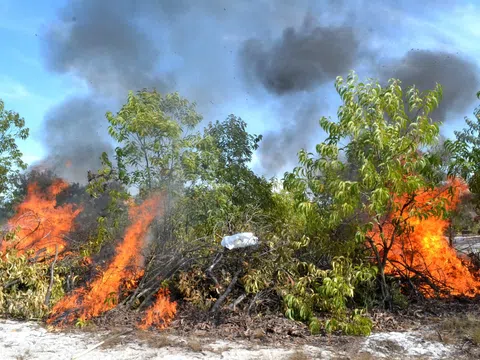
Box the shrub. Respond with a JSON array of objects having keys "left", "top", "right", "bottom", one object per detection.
[
  {"left": 0, "top": 249, "right": 64, "bottom": 319},
  {"left": 281, "top": 256, "right": 376, "bottom": 335}
]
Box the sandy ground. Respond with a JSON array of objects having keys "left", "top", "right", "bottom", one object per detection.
[{"left": 0, "top": 319, "right": 458, "bottom": 360}]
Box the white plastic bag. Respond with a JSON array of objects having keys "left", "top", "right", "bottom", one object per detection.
[{"left": 221, "top": 232, "right": 258, "bottom": 250}]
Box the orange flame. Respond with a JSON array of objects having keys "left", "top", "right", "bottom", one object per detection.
[
  {"left": 139, "top": 288, "right": 177, "bottom": 330},
  {"left": 47, "top": 194, "right": 162, "bottom": 325},
  {"left": 370, "top": 178, "right": 480, "bottom": 297},
  {"left": 1, "top": 180, "right": 82, "bottom": 259}
]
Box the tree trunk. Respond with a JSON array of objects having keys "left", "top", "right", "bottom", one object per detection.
[
  {"left": 367, "top": 236, "right": 392, "bottom": 310},
  {"left": 378, "top": 264, "right": 392, "bottom": 310},
  {"left": 447, "top": 225, "right": 455, "bottom": 248}
]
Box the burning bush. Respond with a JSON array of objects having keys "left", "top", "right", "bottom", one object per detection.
[
  {"left": 284, "top": 72, "right": 480, "bottom": 312},
  {"left": 3, "top": 73, "right": 480, "bottom": 338},
  {"left": 0, "top": 176, "right": 83, "bottom": 320},
  {"left": 139, "top": 288, "right": 177, "bottom": 330},
  {"left": 370, "top": 178, "right": 480, "bottom": 298},
  {"left": 47, "top": 194, "right": 172, "bottom": 326},
  {"left": 1, "top": 179, "right": 83, "bottom": 259}
]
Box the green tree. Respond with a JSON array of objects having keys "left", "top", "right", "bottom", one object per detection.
[
  {"left": 85, "top": 89, "right": 203, "bottom": 256},
  {"left": 200, "top": 115, "right": 273, "bottom": 209},
  {"left": 105, "top": 89, "right": 202, "bottom": 193},
  {"left": 0, "top": 99, "right": 29, "bottom": 213},
  {"left": 176, "top": 115, "right": 273, "bottom": 239},
  {"left": 93, "top": 92, "right": 273, "bottom": 249},
  {"left": 284, "top": 71, "right": 449, "bottom": 307},
  {"left": 446, "top": 92, "right": 480, "bottom": 209}
]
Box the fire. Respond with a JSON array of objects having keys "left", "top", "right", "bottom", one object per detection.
[
  {"left": 48, "top": 194, "right": 162, "bottom": 325},
  {"left": 139, "top": 288, "right": 177, "bottom": 330},
  {"left": 1, "top": 180, "right": 82, "bottom": 259},
  {"left": 371, "top": 178, "right": 480, "bottom": 297}
]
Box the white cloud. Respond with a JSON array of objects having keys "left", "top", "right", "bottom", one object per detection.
[
  {"left": 450, "top": 3, "right": 480, "bottom": 36},
  {"left": 0, "top": 77, "right": 32, "bottom": 100},
  {"left": 369, "top": 3, "right": 480, "bottom": 60},
  {"left": 221, "top": 33, "right": 246, "bottom": 43},
  {"left": 22, "top": 153, "right": 43, "bottom": 165},
  {"left": 398, "top": 3, "right": 480, "bottom": 58},
  {"left": 0, "top": 76, "right": 62, "bottom": 107},
  {"left": 434, "top": 3, "right": 480, "bottom": 55}
]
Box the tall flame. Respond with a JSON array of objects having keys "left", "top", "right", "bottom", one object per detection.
[
  {"left": 1, "top": 180, "right": 82, "bottom": 259},
  {"left": 371, "top": 178, "right": 480, "bottom": 297},
  {"left": 48, "top": 194, "right": 162, "bottom": 325}
]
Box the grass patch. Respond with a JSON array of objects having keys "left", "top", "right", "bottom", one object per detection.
[
  {"left": 286, "top": 350, "right": 310, "bottom": 360},
  {"left": 14, "top": 349, "right": 32, "bottom": 360},
  {"left": 136, "top": 331, "right": 173, "bottom": 348},
  {"left": 186, "top": 337, "right": 203, "bottom": 352},
  {"left": 439, "top": 315, "right": 480, "bottom": 345},
  {"left": 354, "top": 352, "right": 376, "bottom": 360}
]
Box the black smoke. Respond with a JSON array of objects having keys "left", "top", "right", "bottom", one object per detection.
[
  {"left": 40, "top": 97, "right": 113, "bottom": 182},
  {"left": 240, "top": 20, "right": 361, "bottom": 95},
  {"left": 39, "top": 0, "right": 173, "bottom": 182},
  {"left": 240, "top": 15, "right": 366, "bottom": 174},
  {"left": 379, "top": 50, "right": 479, "bottom": 124},
  {"left": 37, "top": 0, "right": 318, "bottom": 180},
  {"left": 259, "top": 97, "right": 322, "bottom": 174},
  {"left": 36, "top": 0, "right": 480, "bottom": 179}
]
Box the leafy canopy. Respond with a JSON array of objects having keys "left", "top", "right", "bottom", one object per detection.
[
  {"left": 0, "top": 99, "right": 29, "bottom": 204},
  {"left": 105, "top": 90, "right": 202, "bottom": 191},
  {"left": 284, "top": 71, "right": 448, "bottom": 304},
  {"left": 172, "top": 115, "right": 273, "bottom": 240},
  {"left": 199, "top": 115, "right": 272, "bottom": 209},
  {"left": 285, "top": 71, "right": 445, "bottom": 224},
  {"left": 446, "top": 92, "right": 480, "bottom": 204}
]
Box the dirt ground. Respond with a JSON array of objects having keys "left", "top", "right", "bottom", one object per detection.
[
  {"left": 0, "top": 319, "right": 454, "bottom": 360},
  {"left": 2, "top": 300, "right": 480, "bottom": 360}
]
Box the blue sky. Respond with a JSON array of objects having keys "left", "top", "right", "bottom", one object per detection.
[
  {"left": 0, "top": 0, "right": 73, "bottom": 164},
  {"left": 1, "top": 0, "right": 480, "bottom": 176}
]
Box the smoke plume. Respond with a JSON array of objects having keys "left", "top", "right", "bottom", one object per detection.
[
  {"left": 40, "top": 97, "right": 113, "bottom": 182},
  {"left": 379, "top": 50, "right": 479, "bottom": 123},
  {"left": 37, "top": 0, "right": 320, "bottom": 180},
  {"left": 39, "top": 0, "right": 173, "bottom": 182},
  {"left": 240, "top": 20, "right": 360, "bottom": 95},
  {"left": 36, "top": 0, "right": 479, "bottom": 179},
  {"left": 44, "top": 1, "right": 168, "bottom": 97},
  {"left": 241, "top": 15, "right": 365, "bottom": 174},
  {"left": 258, "top": 97, "right": 322, "bottom": 174}
]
